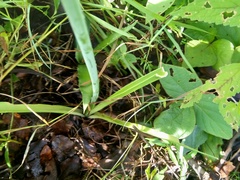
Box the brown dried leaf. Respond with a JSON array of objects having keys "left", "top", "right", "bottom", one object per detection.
[
  {"left": 40, "top": 145, "right": 53, "bottom": 163},
  {"left": 27, "top": 139, "right": 49, "bottom": 177},
  {"left": 0, "top": 36, "right": 8, "bottom": 54},
  {"left": 51, "top": 119, "right": 73, "bottom": 134},
  {"left": 82, "top": 121, "right": 106, "bottom": 141},
  {"left": 216, "top": 161, "right": 235, "bottom": 178},
  {"left": 43, "top": 158, "right": 58, "bottom": 180}
]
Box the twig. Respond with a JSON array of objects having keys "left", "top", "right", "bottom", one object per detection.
[{"left": 215, "top": 129, "right": 240, "bottom": 172}]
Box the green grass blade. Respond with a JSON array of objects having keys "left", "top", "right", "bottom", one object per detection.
[
  {"left": 0, "top": 102, "right": 84, "bottom": 117},
  {"left": 61, "top": 0, "right": 99, "bottom": 102},
  {"left": 90, "top": 67, "right": 168, "bottom": 114},
  {"left": 90, "top": 112, "right": 179, "bottom": 143},
  {"left": 164, "top": 29, "right": 196, "bottom": 75},
  {"left": 94, "top": 21, "right": 138, "bottom": 54},
  {"left": 124, "top": 0, "right": 165, "bottom": 22},
  {"left": 90, "top": 113, "right": 218, "bottom": 160},
  {"left": 78, "top": 64, "right": 92, "bottom": 112},
  {"left": 86, "top": 13, "right": 135, "bottom": 38}
]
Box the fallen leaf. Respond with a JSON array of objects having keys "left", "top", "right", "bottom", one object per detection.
[
  {"left": 215, "top": 161, "right": 235, "bottom": 178},
  {"left": 51, "top": 135, "right": 75, "bottom": 162},
  {"left": 27, "top": 138, "right": 49, "bottom": 177}
]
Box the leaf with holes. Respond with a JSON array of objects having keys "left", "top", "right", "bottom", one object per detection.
[
  {"left": 182, "top": 63, "right": 240, "bottom": 130},
  {"left": 210, "top": 64, "right": 240, "bottom": 129},
  {"left": 160, "top": 64, "right": 202, "bottom": 98},
  {"left": 154, "top": 103, "right": 196, "bottom": 139},
  {"left": 172, "top": 0, "right": 240, "bottom": 27}
]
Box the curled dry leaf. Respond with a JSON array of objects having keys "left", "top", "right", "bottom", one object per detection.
[
  {"left": 214, "top": 161, "right": 235, "bottom": 179},
  {"left": 51, "top": 119, "right": 73, "bottom": 135}
]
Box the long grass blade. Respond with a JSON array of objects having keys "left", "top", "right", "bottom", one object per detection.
[
  {"left": 90, "top": 67, "right": 168, "bottom": 114},
  {"left": 0, "top": 102, "right": 83, "bottom": 117},
  {"left": 61, "top": 0, "right": 99, "bottom": 102}
]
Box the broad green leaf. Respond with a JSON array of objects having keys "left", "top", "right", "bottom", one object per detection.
[
  {"left": 184, "top": 39, "right": 234, "bottom": 69},
  {"left": 160, "top": 64, "right": 202, "bottom": 98},
  {"left": 193, "top": 94, "right": 232, "bottom": 139},
  {"left": 212, "top": 39, "right": 234, "bottom": 70},
  {"left": 172, "top": 0, "right": 240, "bottom": 27},
  {"left": 184, "top": 40, "right": 216, "bottom": 67},
  {"left": 201, "top": 135, "right": 223, "bottom": 163},
  {"left": 78, "top": 65, "right": 92, "bottom": 112},
  {"left": 216, "top": 25, "right": 240, "bottom": 46},
  {"left": 231, "top": 46, "right": 240, "bottom": 63},
  {"left": 184, "top": 21, "right": 217, "bottom": 42},
  {"left": 182, "top": 64, "right": 240, "bottom": 130},
  {"left": 145, "top": 0, "right": 175, "bottom": 23},
  {"left": 183, "top": 126, "right": 208, "bottom": 154},
  {"left": 90, "top": 67, "right": 168, "bottom": 114},
  {"left": 210, "top": 64, "right": 240, "bottom": 129},
  {"left": 154, "top": 103, "right": 196, "bottom": 139}
]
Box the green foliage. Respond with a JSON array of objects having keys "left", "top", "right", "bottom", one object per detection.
[
  {"left": 182, "top": 64, "right": 240, "bottom": 130},
  {"left": 183, "top": 126, "right": 208, "bottom": 155},
  {"left": 193, "top": 94, "right": 232, "bottom": 139},
  {"left": 172, "top": 0, "right": 240, "bottom": 27},
  {"left": 110, "top": 43, "right": 137, "bottom": 70},
  {"left": 77, "top": 65, "right": 93, "bottom": 112},
  {"left": 160, "top": 64, "right": 202, "bottom": 98},
  {"left": 61, "top": 0, "right": 99, "bottom": 103},
  {"left": 183, "top": 22, "right": 240, "bottom": 69},
  {"left": 154, "top": 102, "right": 196, "bottom": 139},
  {"left": 1, "top": 0, "right": 240, "bottom": 177},
  {"left": 145, "top": 0, "right": 174, "bottom": 23},
  {"left": 201, "top": 135, "right": 223, "bottom": 163},
  {"left": 184, "top": 39, "right": 234, "bottom": 69},
  {"left": 155, "top": 72, "right": 232, "bottom": 139},
  {"left": 90, "top": 67, "right": 168, "bottom": 114}
]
